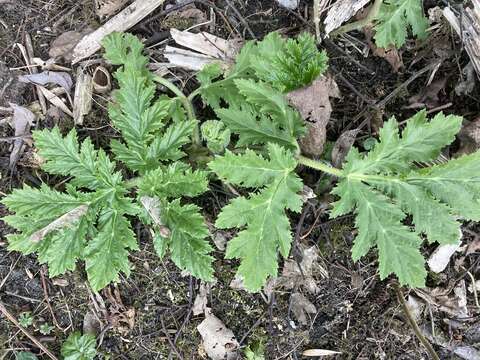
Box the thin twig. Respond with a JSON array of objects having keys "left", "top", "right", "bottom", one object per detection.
[
  {"left": 0, "top": 302, "right": 59, "bottom": 360},
  {"left": 223, "top": 0, "right": 256, "bottom": 39},
  {"left": 466, "top": 271, "right": 480, "bottom": 309},
  {"left": 393, "top": 284, "right": 440, "bottom": 360},
  {"left": 39, "top": 267, "right": 62, "bottom": 331},
  {"left": 160, "top": 316, "right": 184, "bottom": 360}
]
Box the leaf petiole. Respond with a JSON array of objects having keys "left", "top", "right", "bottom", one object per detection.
[
  {"left": 153, "top": 76, "right": 201, "bottom": 145},
  {"left": 297, "top": 155, "right": 343, "bottom": 177}
]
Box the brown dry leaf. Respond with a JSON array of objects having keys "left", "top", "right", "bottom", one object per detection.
[
  {"left": 415, "top": 280, "right": 469, "bottom": 318},
  {"left": 331, "top": 129, "right": 360, "bottom": 168},
  {"left": 166, "top": 5, "right": 207, "bottom": 25},
  {"left": 287, "top": 76, "right": 340, "bottom": 156},
  {"left": 49, "top": 29, "right": 92, "bottom": 62},
  {"left": 277, "top": 245, "right": 327, "bottom": 295},
  {"left": 290, "top": 292, "right": 316, "bottom": 325},
  {"left": 407, "top": 78, "right": 448, "bottom": 109},
  {"left": 455, "top": 62, "right": 477, "bottom": 96},
  {"left": 372, "top": 46, "right": 404, "bottom": 73},
  {"left": 95, "top": 0, "right": 128, "bottom": 17},
  {"left": 83, "top": 311, "right": 102, "bottom": 336},
  {"left": 457, "top": 117, "right": 480, "bottom": 155},
  {"left": 193, "top": 282, "right": 211, "bottom": 316},
  {"left": 18, "top": 71, "right": 73, "bottom": 93},
  {"left": 8, "top": 103, "right": 35, "bottom": 169},
  {"left": 197, "top": 311, "right": 239, "bottom": 360},
  {"left": 29, "top": 205, "right": 89, "bottom": 242},
  {"left": 364, "top": 26, "right": 404, "bottom": 72}
]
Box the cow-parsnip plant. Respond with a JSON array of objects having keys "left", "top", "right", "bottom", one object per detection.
[
  {"left": 3, "top": 31, "right": 479, "bottom": 293},
  {"left": 333, "top": 0, "right": 429, "bottom": 49}
]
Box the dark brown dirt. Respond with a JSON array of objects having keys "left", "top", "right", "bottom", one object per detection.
[{"left": 1, "top": 1, "right": 480, "bottom": 359}]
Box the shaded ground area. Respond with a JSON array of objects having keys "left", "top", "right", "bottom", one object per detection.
[{"left": 1, "top": 0, "right": 480, "bottom": 359}]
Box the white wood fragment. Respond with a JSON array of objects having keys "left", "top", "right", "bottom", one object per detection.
[
  {"left": 170, "top": 28, "right": 238, "bottom": 60},
  {"left": 72, "top": 0, "right": 166, "bottom": 64},
  {"left": 73, "top": 67, "right": 93, "bottom": 125},
  {"left": 164, "top": 46, "right": 219, "bottom": 71},
  {"left": 427, "top": 241, "right": 462, "bottom": 273},
  {"left": 324, "top": 0, "right": 370, "bottom": 35}
]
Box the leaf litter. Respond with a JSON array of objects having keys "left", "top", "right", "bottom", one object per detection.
[{"left": 287, "top": 75, "right": 340, "bottom": 156}]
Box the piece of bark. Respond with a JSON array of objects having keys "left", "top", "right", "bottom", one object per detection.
[
  {"left": 72, "top": 0, "right": 166, "bottom": 64},
  {"left": 73, "top": 67, "right": 93, "bottom": 125},
  {"left": 170, "top": 28, "right": 239, "bottom": 60},
  {"left": 324, "top": 0, "right": 370, "bottom": 35},
  {"left": 444, "top": 2, "right": 480, "bottom": 78}
]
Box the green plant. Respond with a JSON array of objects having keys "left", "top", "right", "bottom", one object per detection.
[
  {"left": 15, "top": 352, "right": 38, "bottom": 360},
  {"left": 245, "top": 340, "right": 265, "bottom": 360},
  {"left": 18, "top": 312, "right": 33, "bottom": 328},
  {"left": 3, "top": 31, "right": 478, "bottom": 294},
  {"left": 39, "top": 323, "right": 54, "bottom": 335},
  {"left": 374, "top": 0, "right": 429, "bottom": 48},
  {"left": 61, "top": 332, "right": 96, "bottom": 360},
  {"left": 332, "top": 0, "right": 429, "bottom": 49}
]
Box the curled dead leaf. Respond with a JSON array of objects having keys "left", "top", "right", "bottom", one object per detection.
[
  {"left": 287, "top": 76, "right": 340, "bottom": 156},
  {"left": 8, "top": 103, "right": 35, "bottom": 169},
  {"left": 290, "top": 292, "right": 316, "bottom": 325},
  {"left": 457, "top": 117, "right": 480, "bottom": 155},
  {"left": 193, "top": 282, "right": 211, "bottom": 316},
  {"left": 19, "top": 71, "right": 73, "bottom": 93},
  {"left": 331, "top": 129, "right": 360, "bottom": 168},
  {"left": 277, "top": 245, "right": 327, "bottom": 295},
  {"left": 92, "top": 66, "right": 111, "bottom": 94},
  {"left": 197, "top": 312, "right": 239, "bottom": 360},
  {"left": 49, "top": 29, "right": 92, "bottom": 62}
]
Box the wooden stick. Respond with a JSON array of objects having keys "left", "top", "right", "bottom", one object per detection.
[
  {"left": 24, "top": 33, "right": 47, "bottom": 114},
  {"left": 393, "top": 284, "right": 440, "bottom": 360},
  {"left": 72, "top": 0, "right": 166, "bottom": 64},
  {"left": 0, "top": 302, "right": 59, "bottom": 360}
]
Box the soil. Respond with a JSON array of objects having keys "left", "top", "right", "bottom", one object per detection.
[{"left": 1, "top": 0, "right": 480, "bottom": 359}]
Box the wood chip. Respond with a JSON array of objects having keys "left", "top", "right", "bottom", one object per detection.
[
  {"left": 443, "top": 2, "right": 480, "bottom": 78},
  {"left": 72, "top": 0, "right": 166, "bottom": 64},
  {"left": 164, "top": 45, "right": 218, "bottom": 71},
  {"left": 324, "top": 0, "right": 370, "bottom": 35},
  {"left": 73, "top": 67, "right": 93, "bottom": 125},
  {"left": 170, "top": 28, "right": 239, "bottom": 60}
]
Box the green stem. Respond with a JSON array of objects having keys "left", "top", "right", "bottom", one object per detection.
[
  {"left": 331, "top": 0, "right": 383, "bottom": 36},
  {"left": 297, "top": 155, "right": 343, "bottom": 177},
  {"left": 154, "top": 76, "right": 201, "bottom": 145}
]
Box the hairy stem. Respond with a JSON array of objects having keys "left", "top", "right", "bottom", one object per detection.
[
  {"left": 297, "top": 155, "right": 343, "bottom": 177},
  {"left": 154, "top": 76, "right": 201, "bottom": 145},
  {"left": 331, "top": 0, "right": 383, "bottom": 36},
  {"left": 393, "top": 283, "right": 440, "bottom": 360}
]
